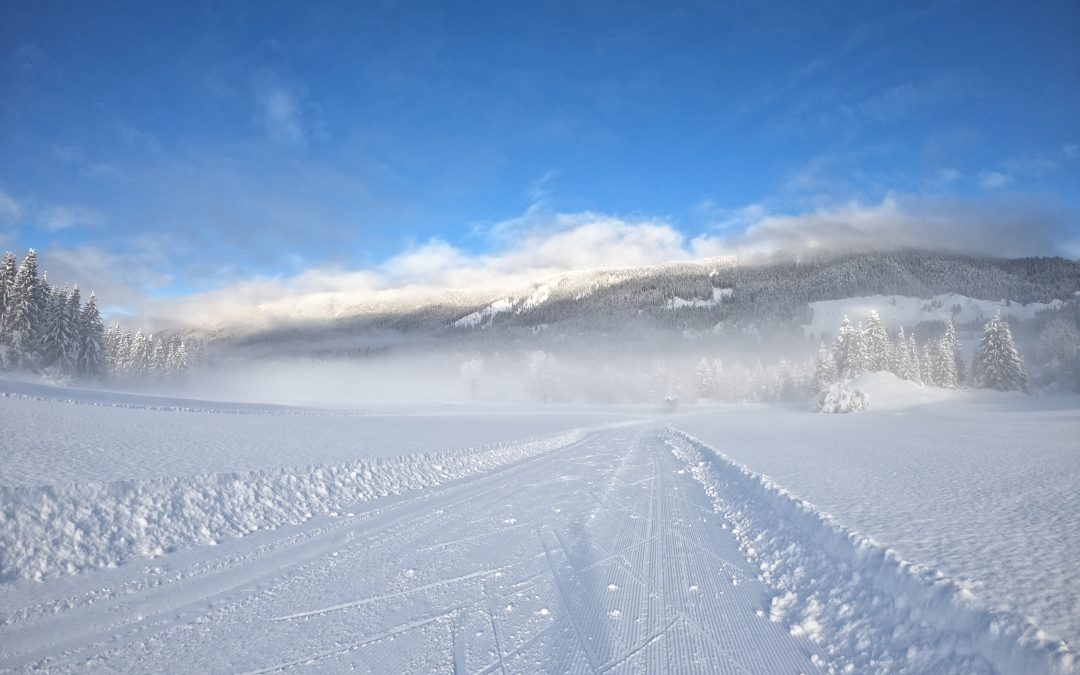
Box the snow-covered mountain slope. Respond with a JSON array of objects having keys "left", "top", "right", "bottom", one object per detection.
[{"left": 200, "top": 251, "right": 1080, "bottom": 353}]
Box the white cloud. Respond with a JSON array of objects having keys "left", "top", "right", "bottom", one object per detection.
[
  {"left": 150, "top": 195, "right": 1070, "bottom": 329},
  {"left": 38, "top": 204, "right": 105, "bottom": 232},
  {"left": 977, "top": 170, "right": 1012, "bottom": 190},
  {"left": 0, "top": 189, "right": 22, "bottom": 223},
  {"left": 253, "top": 74, "right": 311, "bottom": 146}
]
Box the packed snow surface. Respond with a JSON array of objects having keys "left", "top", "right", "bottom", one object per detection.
[
  {"left": 676, "top": 394, "right": 1080, "bottom": 651},
  {"left": 1, "top": 383, "right": 1076, "bottom": 673},
  {"left": 0, "top": 380, "right": 636, "bottom": 485}
]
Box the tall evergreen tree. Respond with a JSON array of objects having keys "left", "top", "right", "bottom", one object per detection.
[
  {"left": 0, "top": 251, "right": 15, "bottom": 366},
  {"left": 41, "top": 286, "right": 75, "bottom": 372},
  {"left": 921, "top": 342, "right": 938, "bottom": 387},
  {"left": 79, "top": 293, "right": 106, "bottom": 379},
  {"left": 833, "top": 315, "right": 865, "bottom": 379},
  {"left": 973, "top": 312, "right": 1027, "bottom": 391},
  {"left": 863, "top": 310, "right": 891, "bottom": 371},
  {"left": 6, "top": 249, "right": 43, "bottom": 367},
  {"left": 813, "top": 341, "right": 838, "bottom": 390},
  {"left": 907, "top": 333, "right": 922, "bottom": 384},
  {"left": 935, "top": 335, "right": 958, "bottom": 388},
  {"left": 941, "top": 318, "right": 965, "bottom": 386}
]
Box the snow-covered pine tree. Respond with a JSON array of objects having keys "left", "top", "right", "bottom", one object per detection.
[
  {"left": 813, "top": 341, "right": 837, "bottom": 390},
  {"left": 6, "top": 249, "right": 43, "bottom": 368},
  {"left": 864, "top": 310, "right": 891, "bottom": 371},
  {"left": 935, "top": 334, "right": 958, "bottom": 389},
  {"left": 0, "top": 251, "right": 14, "bottom": 331},
  {"left": 129, "top": 329, "right": 150, "bottom": 379},
  {"left": 892, "top": 327, "right": 911, "bottom": 380},
  {"left": 115, "top": 330, "right": 133, "bottom": 378},
  {"left": 41, "top": 286, "right": 74, "bottom": 372},
  {"left": 907, "top": 333, "right": 922, "bottom": 384},
  {"left": 167, "top": 341, "right": 189, "bottom": 378},
  {"left": 1036, "top": 319, "right": 1080, "bottom": 392},
  {"left": 63, "top": 286, "right": 82, "bottom": 374},
  {"left": 79, "top": 293, "right": 106, "bottom": 379},
  {"left": 0, "top": 251, "right": 15, "bottom": 368},
  {"left": 941, "top": 318, "right": 965, "bottom": 386},
  {"left": 149, "top": 337, "right": 167, "bottom": 380},
  {"left": 973, "top": 312, "right": 1027, "bottom": 391},
  {"left": 833, "top": 315, "right": 865, "bottom": 379},
  {"left": 921, "top": 342, "right": 938, "bottom": 387}
]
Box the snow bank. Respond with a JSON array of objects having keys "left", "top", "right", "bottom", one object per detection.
[
  {"left": 851, "top": 371, "right": 963, "bottom": 411},
  {"left": 663, "top": 428, "right": 1076, "bottom": 675},
  {"left": 0, "top": 430, "right": 584, "bottom": 583}
]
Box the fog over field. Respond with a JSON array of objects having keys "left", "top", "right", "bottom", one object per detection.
[{"left": 2, "top": 1, "right": 1080, "bottom": 673}]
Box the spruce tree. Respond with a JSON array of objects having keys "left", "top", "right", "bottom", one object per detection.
[
  {"left": 941, "top": 318, "right": 965, "bottom": 386},
  {"left": 921, "top": 342, "right": 938, "bottom": 387},
  {"left": 973, "top": 312, "right": 1027, "bottom": 391},
  {"left": 6, "top": 249, "right": 43, "bottom": 367},
  {"left": 907, "top": 333, "right": 922, "bottom": 384},
  {"left": 864, "top": 310, "right": 891, "bottom": 371},
  {"left": 79, "top": 293, "right": 106, "bottom": 379},
  {"left": 813, "top": 341, "right": 838, "bottom": 390},
  {"left": 833, "top": 315, "right": 864, "bottom": 379},
  {"left": 41, "top": 286, "right": 74, "bottom": 371}
]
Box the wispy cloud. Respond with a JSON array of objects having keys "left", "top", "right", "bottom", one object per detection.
[
  {"left": 253, "top": 74, "right": 315, "bottom": 146},
  {"left": 145, "top": 194, "right": 1071, "bottom": 329},
  {"left": 0, "top": 189, "right": 22, "bottom": 223},
  {"left": 977, "top": 170, "right": 1012, "bottom": 190},
  {"left": 38, "top": 204, "right": 105, "bottom": 232}
]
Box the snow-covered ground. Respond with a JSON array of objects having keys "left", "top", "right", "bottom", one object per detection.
[
  {"left": 0, "top": 379, "right": 640, "bottom": 485},
  {"left": 676, "top": 392, "right": 1080, "bottom": 653},
  {"left": 1, "top": 382, "right": 1077, "bottom": 673}
]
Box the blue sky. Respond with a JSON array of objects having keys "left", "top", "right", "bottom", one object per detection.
[{"left": 1, "top": 0, "right": 1078, "bottom": 318}]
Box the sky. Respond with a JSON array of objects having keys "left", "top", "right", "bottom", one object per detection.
[{"left": 1, "top": 0, "right": 1078, "bottom": 322}]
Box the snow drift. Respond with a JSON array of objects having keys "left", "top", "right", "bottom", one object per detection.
[
  {"left": 663, "top": 427, "right": 1075, "bottom": 675},
  {"left": 0, "top": 430, "right": 585, "bottom": 582}
]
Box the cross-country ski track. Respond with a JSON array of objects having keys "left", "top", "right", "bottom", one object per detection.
[{"left": 0, "top": 424, "right": 1074, "bottom": 674}]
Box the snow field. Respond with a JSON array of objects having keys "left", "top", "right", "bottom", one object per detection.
[
  {"left": 664, "top": 428, "right": 1076, "bottom": 674},
  {"left": 0, "top": 388, "right": 636, "bottom": 485},
  {"left": 0, "top": 430, "right": 585, "bottom": 583}
]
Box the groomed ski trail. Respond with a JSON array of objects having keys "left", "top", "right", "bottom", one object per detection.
[{"left": 0, "top": 426, "right": 824, "bottom": 673}]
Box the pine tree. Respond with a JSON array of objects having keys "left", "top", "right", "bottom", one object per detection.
[
  {"left": 0, "top": 251, "right": 16, "bottom": 368},
  {"left": 813, "top": 341, "right": 838, "bottom": 390},
  {"left": 833, "top": 315, "right": 865, "bottom": 379},
  {"left": 941, "top": 318, "right": 965, "bottom": 386},
  {"left": 935, "top": 335, "right": 958, "bottom": 389},
  {"left": 973, "top": 312, "right": 1027, "bottom": 391},
  {"left": 130, "top": 329, "right": 150, "bottom": 378},
  {"left": 864, "top": 310, "right": 891, "bottom": 371},
  {"left": 921, "top": 342, "right": 938, "bottom": 387},
  {"left": 907, "top": 333, "right": 922, "bottom": 384},
  {"left": 41, "top": 286, "right": 75, "bottom": 371},
  {"left": 6, "top": 249, "right": 43, "bottom": 368},
  {"left": 79, "top": 293, "right": 106, "bottom": 379}
]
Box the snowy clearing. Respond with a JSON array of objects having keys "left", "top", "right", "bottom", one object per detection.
[
  {"left": 1, "top": 386, "right": 1077, "bottom": 672},
  {"left": 0, "top": 379, "right": 639, "bottom": 485}
]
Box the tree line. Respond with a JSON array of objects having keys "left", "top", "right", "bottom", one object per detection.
[{"left": 0, "top": 249, "right": 198, "bottom": 383}]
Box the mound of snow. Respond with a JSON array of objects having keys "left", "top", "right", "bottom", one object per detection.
[
  {"left": 664, "top": 429, "right": 1076, "bottom": 675},
  {"left": 0, "top": 430, "right": 584, "bottom": 582},
  {"left": 851, "top": 371, "right": 961, "bottom": 411},
  {"left": 811, "top": 381, "right": 870, "bottom": 413}
]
